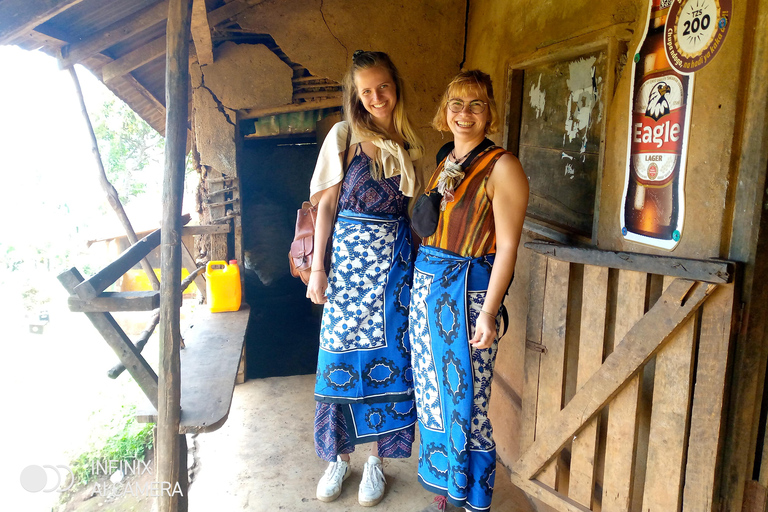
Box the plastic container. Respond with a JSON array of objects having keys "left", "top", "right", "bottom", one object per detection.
[{"left": 206, "top": 260, "right": 242, "bottom": 312}]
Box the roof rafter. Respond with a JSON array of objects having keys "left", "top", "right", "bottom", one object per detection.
[
  {"left": 0, "top": 0, "right": 85, "bottom": 45},
  {"left": 103, "top": 35, "right": 166, "bottom": 83},
  {"left": 100, "top": 0, "right": 254, "bottom": 83},
  {"left": 58, "top": 0, "right": 170, "bottom": 69}
]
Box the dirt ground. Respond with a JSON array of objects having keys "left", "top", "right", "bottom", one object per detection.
[
  {"left": 187, "top": 374, "right": 537, "bottom": 512},
  {"left": 48, "top": 373, "right": 539, "bottom": 512}
]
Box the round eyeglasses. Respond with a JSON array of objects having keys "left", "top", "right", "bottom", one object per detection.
[{"left": 447, "top": 99, "right": 487, "bottom": 114}]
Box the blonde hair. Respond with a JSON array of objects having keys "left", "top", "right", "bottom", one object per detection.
[
  {"left": 342, "top": 51, "right": 424, "bottom": 156},
  {"left": 432, "top": 70, "right": 500, "bottom": 135}
]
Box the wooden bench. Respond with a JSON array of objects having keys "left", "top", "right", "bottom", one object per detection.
[{"left": 136, "top": 305, "right": 250, "bottom": 433}]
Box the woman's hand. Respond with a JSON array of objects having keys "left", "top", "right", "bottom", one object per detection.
[
  {"left": 306, "top": 271, "right": 329, "bottom": 304},
  {"left": 307, "top": 181, "right": 341, "bottom": 306},
  {"left": 470, "top": 311, "right": 497, "bottom": 349}
]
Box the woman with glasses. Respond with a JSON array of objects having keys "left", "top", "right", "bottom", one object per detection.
[
  {"left": 307, "top": 50, "right": 424, "bottom": 507},
  {"left": 410, "top": 70, "right": 528, "bottom": 512}
]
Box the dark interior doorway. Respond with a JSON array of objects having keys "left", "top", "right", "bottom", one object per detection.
[{"left": 239, "top": 134, "right": 322, "bottom": 379}]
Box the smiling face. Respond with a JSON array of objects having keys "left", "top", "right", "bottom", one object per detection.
[
  {"left": 446, "top": 86, "right": 489, "bottom": 144},
  {"left": 354, "top": 65, "right": 397, "bottom": 129}
]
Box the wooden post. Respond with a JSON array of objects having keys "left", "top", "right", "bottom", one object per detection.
[
  {"left": 68, "top": 66, "right": 161, "bottom": 293},
  {"left": 720, "top": 0, "right": 768, "bottom": 508},
  {"left": 157, "top": 0, "right": 192, "bottom": 511}
]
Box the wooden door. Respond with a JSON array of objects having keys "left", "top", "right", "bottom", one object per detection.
[{"left": 511, "top": 242, "right": 737, "bottom": 512}]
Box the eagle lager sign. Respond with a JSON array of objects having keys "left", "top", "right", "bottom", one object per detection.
[
  {"left": 620, "top": 0, "right": 694, "bottom": 250},
  {"left": 631, "top": 74, "right": 685, "bottom": 187},
  {"left": 665, "top": 0, "right": 732, "bottom": 74}
]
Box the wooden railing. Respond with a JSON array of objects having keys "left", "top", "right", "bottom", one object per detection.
[{"left": 56, "top": 222, "right": 244, "bottom": 433}]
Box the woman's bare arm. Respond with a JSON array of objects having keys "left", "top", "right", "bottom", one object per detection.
[{"left": 469, "top": 153, "right": 529, "bottom": 348}]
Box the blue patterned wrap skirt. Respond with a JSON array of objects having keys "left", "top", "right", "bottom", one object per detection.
[
  {"left": 314, "top": 210, "right": 416, "bottom": 445},
  {"left": 410, "top": 245, "right": 500, "bottom": 512}
]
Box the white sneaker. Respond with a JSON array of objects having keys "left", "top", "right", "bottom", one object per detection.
[
  {"left": 358, "top": 455, "right": 386, "bottom": 506},
  {"left": 316, "top": 456, "right": 350, "bottom": 502}
]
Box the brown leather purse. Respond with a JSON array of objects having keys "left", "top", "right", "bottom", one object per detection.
[
  {"left": 289, "top": 128, "right": 351, "bottom": 284},
  {"left": 289, "top": 201, "right": 329, "bottom": 284}
]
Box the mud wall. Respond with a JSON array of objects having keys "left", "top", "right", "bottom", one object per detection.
[
  {"left": 464, "top": 0, "right": 753, "bottom": 467},
  {"left": 192, "top": 0, "right": 466, "bottom": 183}
]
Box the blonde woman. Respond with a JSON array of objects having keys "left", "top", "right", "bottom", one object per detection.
[{"left": 307, "top": 50, "right": 424, "bottom": 507}]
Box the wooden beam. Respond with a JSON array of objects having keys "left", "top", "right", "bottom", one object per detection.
[
  {"left": 503, "top": 68, "right": 524, "bottom": 156},
  {"left": 58, "top": 268, "right": 159, "bottom": 408},
  {"left": 181, "top": 237, "right": 206, "bottom": 300},
  {"left": 293, "top": 76, "right": 337, "bottom": 84},
  {"left": 515, "top": 278, "right": 715, "bottom": 481},
  {"left": 190, "top": 0, "right": 213, "bottom": 65},
  {"left": 73, "top": 229, "right": 162, "bottom": 301},
  {"left": 207, "top": 0, "right": 254, "bottom": 26},
  {"left": 521, "top": 252, "right": 548, "bottom": 451},
  {"left": 683, "top": 283, "right": 737, "bottom": 511},
  {"left": 641, "top": 276, "right": 697, "bottom": 511},
  {"left": 535, "top": 259, "right": 570, "bottom": 488},
  {"left": 182, "top": 224, "right": 230, "bottom": 236},
  {"left": 293, "top": 91, "right": 343, "bottom": 101},
  {"left": 240, "top": 98, "right": 343, "bottom": 120},
  {"left": 509, "top": 472, "right": 592, "bottom": 512},
  {"left": 108, "top": 309, "right": 160, "bottom": 379},
  {"left": 742, "top": 481, "right": 768, "bottom": 512},
  {"left": 600, "top": 270, "right": 648, "bottom": 512},
  {"left": 0, "top": 0, "right": 85, "bottom": 45},
  {"left": 102, "top": 35, "right": 166, "bottom": 83},
  {"left": 58, "top": 0, "right": 169, "bottom": 69},
  {"left": 601, "top": 270, "right": 647, "bottom": 511},
  {"left": 69, "top": 66, "right": 161, "bottom": 293},
  {"left": 68, "top": 291, "right": 160, "bottom": 312},
  {"left": 158, "top": 0, "right": 193, "bottom": 510},
  {"left": 525, "top": 241, "right": 735, "bottom": 283},
  {"left": 568, "top": 265, "right": 609, "bottom": 507}
]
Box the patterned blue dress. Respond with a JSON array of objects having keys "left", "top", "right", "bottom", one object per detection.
[
  {"left": 314, "top": 144, "right": 416, "bottom": 461},
  {"left": 409, "top": 147, "right": 507, "bottom": 511}
]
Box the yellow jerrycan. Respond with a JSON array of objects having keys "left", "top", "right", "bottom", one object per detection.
[{"left": 206, "top": 260, "right": 242, "bottom": 312}]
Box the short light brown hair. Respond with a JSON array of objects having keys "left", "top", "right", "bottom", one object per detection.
[{"left": 432, "top": 70, "right": 500, "bottom": 135}]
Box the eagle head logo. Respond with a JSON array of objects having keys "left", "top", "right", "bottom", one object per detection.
[{"left": 645, "top": 82, "right": 672, "bottom": 121}]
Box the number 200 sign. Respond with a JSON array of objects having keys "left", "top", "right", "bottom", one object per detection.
[{"left": 665, "top": 0, "right": 732, "bottom": 74}]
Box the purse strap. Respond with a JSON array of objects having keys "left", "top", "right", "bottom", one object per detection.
[{"left": 328, "top": 127, "right": 352, "bottom": 227}]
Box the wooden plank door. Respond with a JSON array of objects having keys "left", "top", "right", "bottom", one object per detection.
[{"left": 511, "top": 243, "right": 737, "bottom": 512}]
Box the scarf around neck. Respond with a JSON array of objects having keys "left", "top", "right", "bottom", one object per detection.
[{"left": 309, "top": 121, "right": 421, "bottom": 205}]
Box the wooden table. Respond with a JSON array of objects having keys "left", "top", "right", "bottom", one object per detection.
[{"left": 137, "top": 305, "right": 250, "bottom": 434}]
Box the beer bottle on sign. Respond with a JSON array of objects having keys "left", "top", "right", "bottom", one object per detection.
[{"left": 621, "top": 0, "right": 693, "bottom": 249}]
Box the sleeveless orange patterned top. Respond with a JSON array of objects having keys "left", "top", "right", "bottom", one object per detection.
[{"left": 421, "top": 146, "right": 508, "bottom": 258}]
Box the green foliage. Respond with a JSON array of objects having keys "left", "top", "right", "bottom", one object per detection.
[
  {"left": 20, "top": 282, "right": 51, "bottom": 312},
  {"left": 92, "top": 99, "right": 164, "bottom": 204},
  {"left": 68, "top": 405, "right": 155, "bottom": 488}
]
